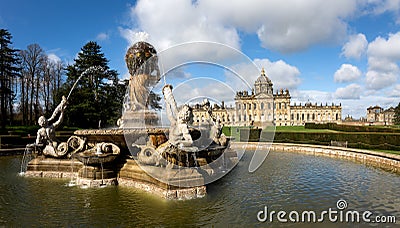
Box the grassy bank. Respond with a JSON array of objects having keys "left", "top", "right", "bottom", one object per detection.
[{"left": 222, "top": 125, "right": 400, "bottom": 151}]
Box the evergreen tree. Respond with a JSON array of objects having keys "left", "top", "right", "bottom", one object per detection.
[
  {"left": 394, "top": 102, "right": 400, "bottom": 125},
  {"left": 61, "top": 41, "right": 124, "bottom": 128},
  {"left": 0, "top": 29, "right": 20, "bottom": 129}
]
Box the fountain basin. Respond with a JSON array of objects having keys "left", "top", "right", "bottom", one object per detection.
[{"left": 24, "top": 156, "right": 208, "bottom": 199}]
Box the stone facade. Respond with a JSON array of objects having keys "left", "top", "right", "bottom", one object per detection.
[
  {"left": 366, "top": 105, "right": 395, "bottom": 125},
  {"left": 192, "top": 68, "right": 342, "bottom": 127}
]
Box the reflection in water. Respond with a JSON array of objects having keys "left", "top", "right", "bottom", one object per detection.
[{"left": 0, "top": 151, "right": 399, "bottom": 227}]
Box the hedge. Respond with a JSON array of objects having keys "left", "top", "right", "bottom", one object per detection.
[
  {"left": 272, "top": 132, "right": 400, "bottom": 151},
  {"left": 305, "top": 122, "right": 400, "bottom": 133}
]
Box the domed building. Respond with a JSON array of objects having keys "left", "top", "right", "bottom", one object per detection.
[{"left": 192, "top": 68, "right": 342, "bottom": 127}]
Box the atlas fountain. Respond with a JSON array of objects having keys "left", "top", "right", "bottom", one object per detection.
[{"left": 21, "top": 41, "right": 238, "bottom": 200}]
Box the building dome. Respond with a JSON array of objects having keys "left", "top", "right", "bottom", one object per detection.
[
  {"left": 255, "top": 68, "right": 272, "bottom": 84},
  {"left": 254, "top": 68, "right": 273, "bottom": 95}
]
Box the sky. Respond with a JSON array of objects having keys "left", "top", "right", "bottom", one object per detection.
[{"left": 1, "top": 0, "right": 400, "bottom": 118}]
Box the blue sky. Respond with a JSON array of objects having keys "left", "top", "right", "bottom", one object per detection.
[{"left": 1, "top": 0, "right": 400, "bottom": 118}]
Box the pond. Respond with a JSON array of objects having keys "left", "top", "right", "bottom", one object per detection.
[{"left": 0, "top": 151, "right": 398, "bottom": 227}]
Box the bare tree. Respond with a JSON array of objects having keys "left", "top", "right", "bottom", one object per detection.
[{"left": 20, "top": 44, "right": 45, "bottom": 125}]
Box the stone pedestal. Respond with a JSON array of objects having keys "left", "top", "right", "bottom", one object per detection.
[
  {"left": 118, "top": 160, "right": 206, "bottom": 200},
  {"left": 24, "top": 157, "right": 207, "bottom": 199},
  {"left": 120, "top": 110, "right": 159, "bottom": 128}
]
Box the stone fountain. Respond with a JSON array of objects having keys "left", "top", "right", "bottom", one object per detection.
[{"left": 22, "top": 41, "right": 238, "bottom": 199}]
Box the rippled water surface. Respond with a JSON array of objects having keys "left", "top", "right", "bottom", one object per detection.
[{"left": 0, "top": 151, "right": 399, "bottom": 227}]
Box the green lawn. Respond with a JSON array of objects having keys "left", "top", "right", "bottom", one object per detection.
[
  {"left": 274, "top": 126, "right": 337, "bottom": 133},
  {"left": 371, "top": 149, "right": 400, "bottom": 155}
]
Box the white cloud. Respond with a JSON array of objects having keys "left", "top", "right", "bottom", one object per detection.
[
  {"left": 365, "top": 70, "right": 398, "bottom": 90},
  {"left": 171, "top": 77, "right": 237, "bottom": 105},
  {"left": 121, "top": 0, "right": 361, "bottom": 54},
  {"left": 366, "top": 32, "right": 400, "bottom": 90},
  {"left": 341, "top": 33, "right": 368, "bottom": 59},
  {"left": 334, "top": 64, "right": 362, "bottom": 83},
  {"left": 291, "top": 89, "right": 398, "bottom": 118},
  {"left": 47, "top": 53, "right": 61, "bottom": 63},
  {"left": 255, "top": 0, "right": 356, "bottom": 53},
  {"left": 371, "top": 0, "right": 400, "bottom": 16},
  {"left": 226, "top": 58, "right": 301, "bottom": 94},
  {"left": 367, "top": 33, "right": 400, "bottom": 60},
  {"left": 96, "top": 32, "right": 109, "bottom": 41},
  {"left": 254, "top": 59, "right": 301, "bottom": 90},
  {"left": 127, "top": 0, "right": 240, "bottom": 52},
  {"left": 334, "top": 83, "right": 362, "bottom": 99},
  {"left": 387, "top": 84, "right": 400, "bottom": 97},
  {"left": 291, "top": 90, "right": 334, "bottom": 104}
]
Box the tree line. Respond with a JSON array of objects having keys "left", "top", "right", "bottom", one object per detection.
[{"left": 0, "top": 29, "right": 126, "bottom": 130}]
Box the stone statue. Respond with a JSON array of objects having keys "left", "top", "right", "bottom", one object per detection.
[
  {"left": 200, "top": 98, "right": 227, "bottom": 146},
  {"left": 119, "top": 41, "right": 161, "bottom": 128},
  {"left": 127, "top": 73, "right": 152, "bottom": 111},
  {"left": 35, "top": 96, "right": 69, "bottom": 157},
  {"left": 162, "top": 84, "right": 196, "bottom": 151},
  {"left": 124, "top": 41, "right": 160, "bottom": 112}
]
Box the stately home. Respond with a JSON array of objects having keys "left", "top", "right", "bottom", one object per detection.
[
  {"left": 192, "top": 69, "right": 342, "bottom": 127},
  {"left": 366, "top": 105, "right": 395, "bottom": 125}
]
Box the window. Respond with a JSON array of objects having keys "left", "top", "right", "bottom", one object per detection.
[
  {"left": 268, "top": 103, "right": 271, "bottom": 109},
  {"left": 244, "top": 104, "right": 246, "bottom": 109},
  {"left": 279, "top": 103, "right": 281, "bottom": 109},
  {"left": 253, "top": 103, "right": 257, "bottom": 110},
  {"left": 261, "top": 103, "right": 264, "bottom": 110}
]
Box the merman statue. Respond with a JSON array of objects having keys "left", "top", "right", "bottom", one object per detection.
[
  {"left": 35, "top": 96, "right": 69, "bottom": 157},
  {"left": 162, "top": 84, "right": 197, "bottom": 151}
]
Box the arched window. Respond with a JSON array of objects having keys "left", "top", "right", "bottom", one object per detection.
[
  {"left": 253, "top": 103, "right": 257, "bottom": 110},
  {"left": 261, "top": 102, "right": 264, "bottom": 110}
]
